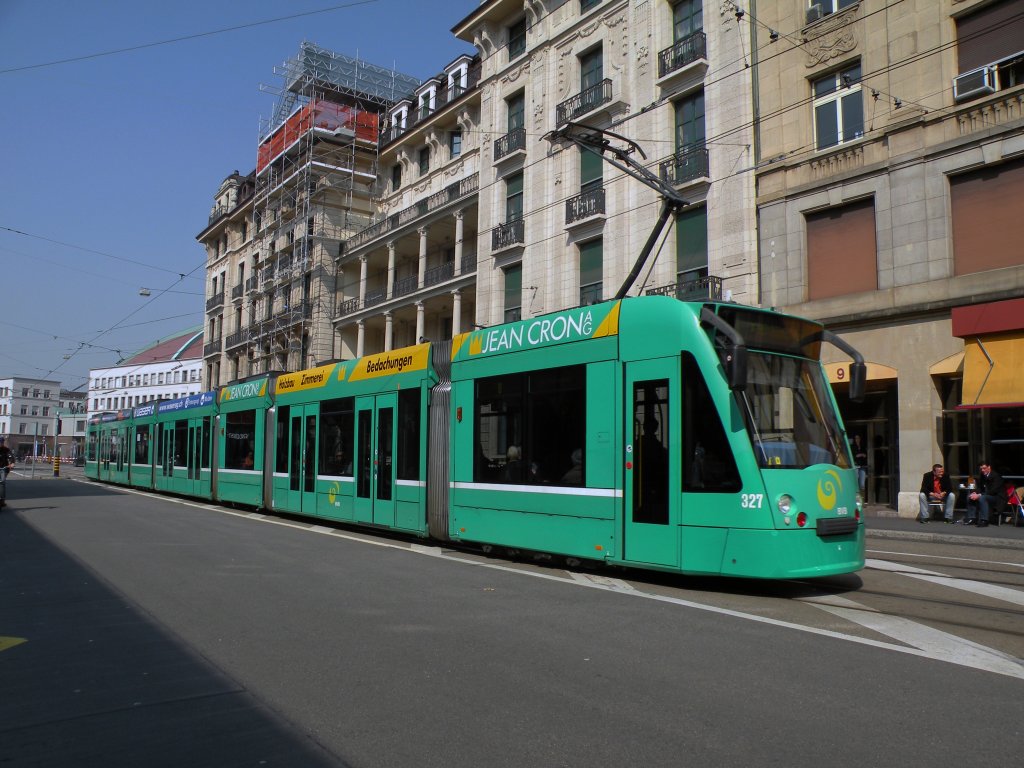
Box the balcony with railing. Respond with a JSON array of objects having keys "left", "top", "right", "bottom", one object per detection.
[
  {"left": 393, "top": 274, "right": 418, "bottom": 298},
  {"left": 657, "top": 31, "right": 708, "bottom": 80},
  {"left": 207, "top": 204, "right": 229, "bottom": 225},
  {"left": 494, "top": 128, "right": 527, "bottom": 162},
  {"left": 205, "top": 291, "right": 225, "bottom": 312},
  {"left": 659, "top": 145, "right": 710, "bottom": 186},
  {"left": 334, "top": 253, "right": 477, "bottom": 320},
  {"left": 492, "top": 219, "right": 525, "bottom": 251},
  {"left": 203, "top": 337, "right": 223, "bottom": 358},
  {"left": 337, "top": 297, "right": 360, "bottom": 316},
  {"left": 646, "top": 274, "right": 722, "bottom": 302},
  {"left": 225, "top": 329, "right": 249, "bottom": 349},
  {"left": 364, "top": 289, "right": 387, "bottom": 308},
  {"left": 424, "top": 261, "right": 455, "bottom": 288},
  {"left": 383, "top": 62, "right": 482, "bottom": 146},
  {"left": 231, "top": 283, "right": 244, "bottom": 301},
  {"left": 565, "top": 187, "right": 606, "bottom": 225},
  {"left": 556, "top": 79, "right": 613, "bottom": 125},
  {"left": 245, "top": 275, "right": 259, "bottom": 293},
  {"left": 345, "top": 173, "right": 479, "bottom": 252}
]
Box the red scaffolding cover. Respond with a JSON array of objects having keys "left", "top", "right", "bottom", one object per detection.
[{"left": 257, "top": 101, "right": 380, "bottom": 172}]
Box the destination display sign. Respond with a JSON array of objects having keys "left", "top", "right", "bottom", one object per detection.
[
  {"left": 133, "top": 403, "right": 157, "bottom": 418},
  {"left": 157, "top": 391, "right": 215, "bottom": 414},
  {"left": 452, "top": 302, "right": 620, "bottom": 360}
]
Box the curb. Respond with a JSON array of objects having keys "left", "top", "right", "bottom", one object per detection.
[{"left": 865, "top": 528, "right": 1024, "bottom": 550}]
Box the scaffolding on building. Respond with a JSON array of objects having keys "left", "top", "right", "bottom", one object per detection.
[{"left": 242, "top": 42, "right": 420, "bottom": 374}]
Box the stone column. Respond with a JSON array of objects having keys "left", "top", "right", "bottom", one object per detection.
[
  {"left": 356, "top": 321, "right": 365, "bottom": 358},
  {"left": 415, "top": 301, "right": 425, "bottom": 343},
  {"left": 453, "top": 210, "right": 465, "bottom": 276},
  {"left": 386, "top": 241, "right": 396, "bottom": 298},
  {"left": 384, "top": 312, "right": 393, "bottom": 351},
  {"left": 451, "top": 290, "right": 462, "bottom": 336},
  {"left": 358, "top": 256, "right": 368, "bottom": 305},
  {"left": 417, "top": 227, "right": 428, "bottom": 288}
]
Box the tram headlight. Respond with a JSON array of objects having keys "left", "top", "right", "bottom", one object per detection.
[{"left": 777, "top": 494, "right": 793, "bottom": 516}]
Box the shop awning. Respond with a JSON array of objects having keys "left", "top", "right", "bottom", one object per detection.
[
  {"left": 928, "top": 351, "right": 964, "bottom": 376},
  {"left": 825, "top": 361, "right": 897, "bottom": 384},
  {"left": 961, "top": 334, "right": 1024, "bottom": 407}
]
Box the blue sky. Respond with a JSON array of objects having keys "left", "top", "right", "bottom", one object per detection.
[{"left": 0, "top": 0, "right": 474, "bottom": 391}]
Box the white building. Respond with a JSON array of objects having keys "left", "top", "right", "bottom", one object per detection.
[
  {"left": 88, "top": 329, "right": 204, "bottom": 415},
  {"left": 58, "top": 389, "right": 88, "bottom": 459},
  {"left": 0, "top": 376, "right": 62, "bottom": 458}
]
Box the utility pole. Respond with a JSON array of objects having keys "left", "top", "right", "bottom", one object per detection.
[
  {"left": 30, "top": 422, "right": 37, "bottom": 480},
  {"left": 53, "top": 410, "right": 61, "bottom": 477}
]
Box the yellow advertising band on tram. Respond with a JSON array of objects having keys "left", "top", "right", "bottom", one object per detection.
[
  {"left": 274, "top": 363, "right": 337, "bottom": 394},
  {"left": 219, "top": 379, "right": 267, "bottom": 402},
  {"left": 347, "top": 343, "right": 430, "bottom": 382}
]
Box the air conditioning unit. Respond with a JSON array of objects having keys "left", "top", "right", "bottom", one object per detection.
[
  {"left": 806, "top": 3, "right": 824, "bottom": 24},
  {"left": 953, "top": 66, "right": 996, "bottom": 102}
]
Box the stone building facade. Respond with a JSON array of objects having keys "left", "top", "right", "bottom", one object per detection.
[
  {"left": 337, "top": 0, "right": 758, "bottom": 354},
  {"left": 752, "top": 0, "right": 1024, "bottom": 513}
]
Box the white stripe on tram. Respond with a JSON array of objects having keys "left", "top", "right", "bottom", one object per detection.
[{"left": 451, "top": 481, "right": 621, "bottom": 498}]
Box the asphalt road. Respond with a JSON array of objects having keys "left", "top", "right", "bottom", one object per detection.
[{"left": 1, "top": 478, "right": 1021, "bottom": 767}]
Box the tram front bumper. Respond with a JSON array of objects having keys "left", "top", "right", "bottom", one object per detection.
[{"left": 717, "top": 523, "right": 865, "bottom": 579}]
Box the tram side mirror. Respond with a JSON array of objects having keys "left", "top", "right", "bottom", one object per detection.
[
  {"left": 726, "top": 344, "right": 748, "bottom": 391},
  {"left": 849, "top": 361, "right": 866, "bottom": 403}
]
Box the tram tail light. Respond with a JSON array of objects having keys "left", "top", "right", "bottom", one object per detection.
[{"left": 796, "top": 511, "right": 808, "bottom": 528}]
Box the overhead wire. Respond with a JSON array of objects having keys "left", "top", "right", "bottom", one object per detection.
[{"left": 0, "top": 1, "right": 382, "bottom": 75}]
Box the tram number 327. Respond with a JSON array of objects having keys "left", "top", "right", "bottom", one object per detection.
[{"left": 741, "top": 493, "right": 764, "bottom": 509}]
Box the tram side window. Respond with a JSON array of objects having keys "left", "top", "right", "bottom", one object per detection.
[
  {"left": 174, "top": 420, "right": 188, "bottom": 467},
  {"left": 474, "top": 364, "right": 586, "bottom": 485},
  {"left": 276, "top": 406, "right": 290, "bottom": 474},
  {"left": 135, "top": 425, "right": 150, "bottom": 464},
  {"left": 201, "top": 417, "right": 211, "bottom": 468},
  {"left": 681, "top": 353, "right": 741, "bottom": 492},
  {"left": 225, "top": 410, "right": 256, "bottom": 469},
  {"left": 320, "top": 397, "right": 354, "bottom": 476},
  {"left": 87, "top": 432, "right": 97, "bottom": 461},
  {"left": 397, "top": 389, "right": 420, "bottom": 481}
]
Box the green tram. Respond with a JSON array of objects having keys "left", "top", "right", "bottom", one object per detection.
[
  {"left": 216, "top": 376, "right": 275, "bottom": 507},
  {"left": 85, "top": 296, "right": 866, "bottom": 579}
]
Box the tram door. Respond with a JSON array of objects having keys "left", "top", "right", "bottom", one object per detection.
[
  {"left": 99, "top": 427, "right": 113, "bottom": 481},
  {"left": 353, "top": 393, "right": 397, "bottom": 527},
  {"left": 184, "top": 417, "right": 212, "bottom": 497},
  {"left": 101, "top": 425, "right": 126, "bottom": 482},
  {"left": 285, "top": 405, "right": 319, "bottom": 514},
  {"left": 623, "top": 360, "right": 680, "bottom": 567},
  {"left": 156, "top": 422, "right": 174, "bottom": 490}
]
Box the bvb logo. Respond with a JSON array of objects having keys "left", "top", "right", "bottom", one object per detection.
[
  {"left": 817, "top": 469, "right": 842, "bottom": 510},
  {"left": 328, "top": 481, "right": 340, "bottom": 505}
]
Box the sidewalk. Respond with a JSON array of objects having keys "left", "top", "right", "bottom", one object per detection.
[{"left": 862, "top": 504, "right": 1024, "bottom": 549}]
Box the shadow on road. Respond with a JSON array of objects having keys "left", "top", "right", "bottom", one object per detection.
[
  {"left": 6, "top": 476, "right": 126, "bottom": 500},
  {"left": 0, "top": 509, "right": 347, "bottom": 767}
]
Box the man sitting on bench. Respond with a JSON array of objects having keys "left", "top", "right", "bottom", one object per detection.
[
  {"left": 965, "top": 461, "right": 1006, "bottom": 527},
  {"left": 918, "top": 463, "right": 953, "bottom": 524}
]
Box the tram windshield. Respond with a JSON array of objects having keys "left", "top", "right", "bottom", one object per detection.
[{"left": 737, "top": 352, "right": 850, "bottom": 470}]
